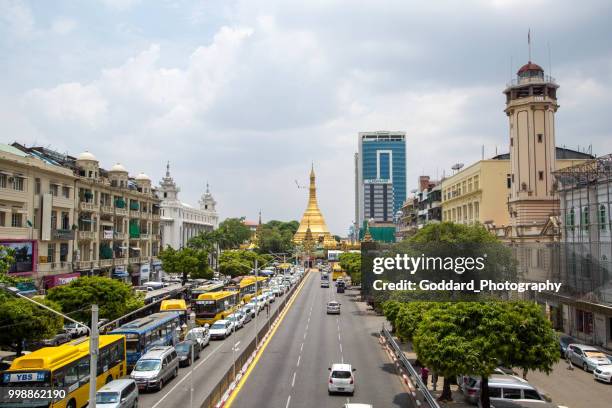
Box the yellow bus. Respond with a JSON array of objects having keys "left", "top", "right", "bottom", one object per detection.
[
  {"left": 238, "top": 276, "right": 268, "bottom": 303},
  {"left": 191, "top": 281, "right": 225, "bottom": 299},
  {"left": 194, "top": 291, "right": 239, "bottom": 326},
  {"left": 0, "top": 335, "right": 126, "bottom": 408},
  {"left": 332, "top": 263, "right": 345, "bottom": 281},
  {"left": 160, "top": 299, "right": 189, "bottom": 324}
]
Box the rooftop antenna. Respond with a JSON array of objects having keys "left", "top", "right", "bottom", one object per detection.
[
  {"left": 481, "top": 145, "right": 485, "bottom": 160},
  {"left": 528, "top": 28, "right": 532, "bottom": 62}
]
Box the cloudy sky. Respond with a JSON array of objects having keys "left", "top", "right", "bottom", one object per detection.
[{"left": 2, "top": 0, "right": 612, "bottom": 235}]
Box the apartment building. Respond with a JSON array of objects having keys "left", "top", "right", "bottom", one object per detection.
[
  {"left": 0, "top": 144, "right": 78, "bottom": 287},
  {"left": 5, "top": 143, "right": 162, "bottom": 288}
]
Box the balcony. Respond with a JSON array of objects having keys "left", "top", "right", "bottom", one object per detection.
[
  {"left": 114, "top": 258, "right": 127, "bottom": 266},
  {"left": 37, "top": 262, "right": 72, "bottom": 273},
  {"left": 78, "top": 231, "right": 96, "bottom": 240},
  {"left": 129, "top": 210, "right": 140, "bottom": 218},
  {"left": 99, "top": 259, "right": 113, "bottom": 268},
  {"left": 152, "top": 234, "right": 161, "bottom": 241},
  {"left": 101, "top": 205, "right": 114, "bottom": 214},
  {"left": 79, "top": 202, "right": 99, "bottom": 212},
  {"left": 115, "top": 208, "right": 128, "bottom": 217},
  {"left": 128, "top": 257, "right": 140, "bottom": 264},
  {"left": 75, "top": 260, "right": 94, "bottom": 270},
  {"left": 114, "top": 232, "right": 128, "bottom": 240},
  {"left": 152, "top": 214, "right": 160, "bottom": 221},
  {"left": 140, "top": 233, "right": 150, "bottom": 240},
  {"left": 52, "top": 229, "right": 75, "bottom": 240},
  {"left": 140, "top": 256, "right": 150, "bottom": 263}
]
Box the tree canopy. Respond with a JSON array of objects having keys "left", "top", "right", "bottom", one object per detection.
[
  {"left": 159, "top": 246, "right": 212, "bottom": 283},
  {"left": 218, "top": 250, "right": 272, "bottom": 277},
  {"left": 216, "top": 218, "right": 253, "bottom": 249},
  {"left": 256, "top": 220, "right": 299, "bottom": 254},
  {"left": 47, "top": 276, "right": 144, "bottom": 324},
  {"left": 338, "top": 252, "right": 361, "bottom": 285}
]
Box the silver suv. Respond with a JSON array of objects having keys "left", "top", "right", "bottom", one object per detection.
[{"left": 130, "top": 346, "right": 179, "bottom": 391}]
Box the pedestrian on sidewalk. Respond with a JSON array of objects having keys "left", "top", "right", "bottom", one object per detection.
[
  {"left": 420, "top": 366, "right": 429, "bottom": 386},
  {"left": 431, "top": 371, "right": 438, "bottom": 391},
  {"left": 566, "top": 353, "right": 574, "bottom": 370}
]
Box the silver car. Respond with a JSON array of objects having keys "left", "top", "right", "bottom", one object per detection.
[
  {"left": 326, "top": 301, "right": 341, "bottom": 315},
  {"left": 96, "top": 379, "right": 139, "bottom": 408},
  {"left": 567, "top": 343, "right": 609, "bottom": 372},
  {"left": 130, "top": 346, "right": 179, "bottom": 391}
]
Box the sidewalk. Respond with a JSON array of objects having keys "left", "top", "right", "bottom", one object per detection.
[{"left": 402, "top": 343, "right": 473, "bottom": 408}]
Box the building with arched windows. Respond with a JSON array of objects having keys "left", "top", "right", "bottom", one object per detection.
[{"left": 158, "top": 163, "right": 218, "bottom": 251}]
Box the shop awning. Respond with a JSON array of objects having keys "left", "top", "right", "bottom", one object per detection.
[{"left": 112, "top": 271, "right": 129, "bottom": 278}]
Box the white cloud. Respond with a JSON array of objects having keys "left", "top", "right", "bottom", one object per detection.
[
  {"left": 51, "top": 17, "right": 77, "bottom": 35},
  {"left": 23, "top": 82, "right": 108, "bottom": 128},
  {"left": 99, "top": 0, "right": 141, "bottom": 11},
  {"left": 0, "top": 0, "right": 35, "bottom": 38}
]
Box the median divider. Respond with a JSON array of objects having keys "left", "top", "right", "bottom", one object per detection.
[
  {"left": 380, "top": 327, "right": 441, "bottom": 408},
  {"left": 198, "top": 270, "right": 310, "bottom": 408}
]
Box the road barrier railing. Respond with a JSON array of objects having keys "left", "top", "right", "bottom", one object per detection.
[
  {"left": 200, "top": 271, "right": 307, "bottom": 408},
  {"left": 380, "top": 326, "right": 442, "bottom": 408}
]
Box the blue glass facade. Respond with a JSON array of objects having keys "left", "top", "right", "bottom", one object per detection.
[{"left": 361, "top": 140, "right": 406, "bottom": 217}]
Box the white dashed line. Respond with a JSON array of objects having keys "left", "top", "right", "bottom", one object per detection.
[
  {"left": 300, "top": 343, "right": 304, "bottom": 352},
  {"left": 297, "top": 355, "right": 301, "bottom": 367},
  {"left": 285, "top": 395, "right": 291, "bottom": 408},
  {"left": 291, "top": 372, "right": 296, "bottom": 387}
]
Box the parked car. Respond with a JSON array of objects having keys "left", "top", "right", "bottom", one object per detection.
[
  {"left": 209, "top": 320, "right": 233, "bottom": 340},
  {"left": 344, "top": 405, "right": 373, "bottom": 408},
  {"left": 321, "top": 281, "right": 330, "bottom": 288},
  {"left": 130, "top": 346, "right": 179, "bottom": 391},
  {"left": 593, "top": 363, "right": 612, "bottom": 383},
  {"left": 41, "top": 332, "right": 72, "bottom": 346},
  {"left": 458, "top": 370, "right": 527, "bottom": 404},
  {"left": 64, "top": 322, "right": 88, "bottom": 338},
  {"left": 185, "top": 326, "right": 210, "bottom": 349},
  {"left": 567, "top": 344, "right": 610, "bottom": 372},
  {"left": 175, "top": 340, "right": 201, "bottom": 367},
  {"left": 326, "top": 301, "right": 341, "bottom": 315},
  {"left": 557, "top": 334, "right": 579, "bottom": 357},
  {"left": 486, "top": 375, "right": 548, "bottom": 405},
  {"left": 328, "top": 363, "right": 356, "bottom": 395},
  {"left": 95, "top": 379, "right": 139, "bottom": 408}
]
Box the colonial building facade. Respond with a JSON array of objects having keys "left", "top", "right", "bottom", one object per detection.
[
  {"left": 158, "top": 163, "right": 218, "bottom": 250},
  {"left": 2, "top": 143, "right": 163, "bottom": 289}
]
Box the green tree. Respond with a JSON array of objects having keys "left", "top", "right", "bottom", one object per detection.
[
  {"left": 394, "top": 302, "right": 431, "bottom": 343},
  {"left": 216, "top": 218, "right": 253, "bottom": 249},
  {"left": 413, "top": 302, "right": 503, "bottom": 403},
  {"left": 382, "top": 300, "right": 402, "bottom": 332},
  {"left": 338, "top": 252, "right": 361, "bottom": 285},
  {"left": 159, "top": 246, "right": 212, "bottom": 283},
  {"left": 47, "top": 277, "right": 144, "bottom": 324},
  {"left": 218, "top": 250, "right": 272, "bottom": 277},
  {"left": 0, "top": 297, "right": 64, "bottom": 356},
  {"left": 502, "top": 301, "right": 560, "bottom": 380}
]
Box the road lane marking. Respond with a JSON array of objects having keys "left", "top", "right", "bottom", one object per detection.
[
  {"left": 224, "top": 271, "right": 311, "bottom": 408},
  {"left": 285, "top": 395, "right": 291, "bottom": 408},
  {"left": 291, "top": 372, "right": 296, "bottom": 387},
  {"left": 300, "top": 343, "right": 303, "bottom": 352},
  {"left": 340, "top": 344, "right": 343, "bottom": 353},
  {"left": 297, "top": 355, "right": 301, "bottom": 366},
  {"left": 151, "top": 341, "right": 225, "bottom": 408}
]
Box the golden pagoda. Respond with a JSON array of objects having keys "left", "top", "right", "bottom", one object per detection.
[{"left": 293, "top": 164, "right": 336, "bottom": 248}]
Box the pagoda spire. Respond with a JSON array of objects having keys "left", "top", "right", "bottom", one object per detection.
[{"left": 293, "top": 164, "right": 336, "bottom": 248}]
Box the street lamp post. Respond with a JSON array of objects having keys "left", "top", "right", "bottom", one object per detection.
[{"left": 0, "top": 284, "right": 98, "bottom": 407}]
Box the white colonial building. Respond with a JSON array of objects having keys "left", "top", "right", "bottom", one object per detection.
[{"left": 158, "top": 163, "right": 218, "bottom": 250}]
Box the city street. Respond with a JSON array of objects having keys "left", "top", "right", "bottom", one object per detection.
[
  {"left": 228, "top": 272, "right": 411, "bottom": 408},
  {"left": 527, "top": 360, "right": 612, "bottom": 408},
  {"left": 138, "top": 282, "right": 293, "bottom": 408}
]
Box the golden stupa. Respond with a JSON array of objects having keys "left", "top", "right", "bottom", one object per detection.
[{"left": 293, "top": 165, "right": 336, "bottom": 248}]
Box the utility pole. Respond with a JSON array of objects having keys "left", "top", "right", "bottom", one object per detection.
[
  {"left": 89, "top": 305, "right": 99, "bottom": 408},
  {"left": 254, "top": 258, "right": 258, "bottom": 348}
]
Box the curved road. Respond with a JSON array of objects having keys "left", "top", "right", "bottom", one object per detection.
[{"left": 229, "top": 271, "right": 411, "bottom": 408}]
